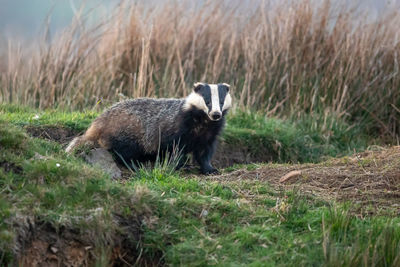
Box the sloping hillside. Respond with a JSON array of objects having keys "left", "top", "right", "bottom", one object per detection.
[{"left": 1, "top": 118, "right": 400, "bottom": 265}]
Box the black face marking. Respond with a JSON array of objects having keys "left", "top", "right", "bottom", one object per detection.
[
  {"left": 217, "top": 84, "right": 229, "bottom": 110},
  {"left": 194, "top": 83, "right": 203, "bottom": 93},
  {"left": 196, "top": 84, "right": 212, "bottom": 111}
]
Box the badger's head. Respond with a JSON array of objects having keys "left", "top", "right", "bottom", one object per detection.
[{"left": 183, "top": 82, "right": 232, "bottom": 121}]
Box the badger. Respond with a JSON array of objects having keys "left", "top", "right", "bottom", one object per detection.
[{"left": 66, "top": 82, "right": 232, "bottom": 174}]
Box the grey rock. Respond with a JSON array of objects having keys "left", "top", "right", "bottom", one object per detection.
[{"left": 84, "top": 148, "right": 122, "bottom": 179}]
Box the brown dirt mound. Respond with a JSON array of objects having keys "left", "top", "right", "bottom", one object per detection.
[
  {"left": 208, "top": 146, "right": 400, "bottom": 215},
  {"left": 0, "top": 160, "right": 23, "bottom": 174},
  {"left": 25, "top": 125, "right": 79, "bottom": 145},
  {"left": 14, "top": 218, "right": 92, "bottom": 266},
  {"left": 13, "top": 215, "right": 160, "bottom": 266},
  {"left": 213, "top": 141, "right": 275, "bottom": 168}
]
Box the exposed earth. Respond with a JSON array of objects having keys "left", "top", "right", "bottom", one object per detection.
[{"left": 207, "top": 146, "right": 400, "bottom": 216}]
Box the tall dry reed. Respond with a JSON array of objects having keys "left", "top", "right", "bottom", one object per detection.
[{"left": 0, "top": 0, "right": 399, "bottom": 139}]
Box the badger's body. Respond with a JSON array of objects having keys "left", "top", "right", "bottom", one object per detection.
[{"left": 66, "top": 83, "right": 232, "bottom": 174}]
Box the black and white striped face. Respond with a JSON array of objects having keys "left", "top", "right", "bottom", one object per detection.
[{"left": 183, "top": 82, "right": 232, "bottom": 121}]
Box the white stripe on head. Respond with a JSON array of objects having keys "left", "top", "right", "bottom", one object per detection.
[
  {"left": 222, "top": 93, "right": 232, "bottom": 111},
  {"left": 210, "top": 84, "right": 221, "bottom": 113},
  {"left": 183, "top": 92, "right": 208, "bottom": 113}
]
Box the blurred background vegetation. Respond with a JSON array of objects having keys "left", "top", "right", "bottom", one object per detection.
[{"left": 0, "top": 0, "right": 399, "bottom": 142}]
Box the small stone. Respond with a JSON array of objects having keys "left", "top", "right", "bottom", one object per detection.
[
  {"left": 50, "top": 246, "right": 58, "bottom": 253},
  {"left": 33, "top": 152, "right": 49, "bottom": 160},
  {"left": 200, "top": 209, "right": 208, "bottom": 217}
]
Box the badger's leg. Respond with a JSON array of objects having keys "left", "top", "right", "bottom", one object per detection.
[
  {"left": 65, "top": 136, "right": 85, "bottom": 153},
  {"left": 194, "top": 141, "right": 219, "bottom": 175},
  {"left": 66, "top": 123, "right": 101, "bottom": 153}
]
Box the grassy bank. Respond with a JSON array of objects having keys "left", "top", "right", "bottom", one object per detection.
[
  {"left": 0, "top": 104, "right": 372, "bottom": 164},
  {"left": 1, "top": 120, "right": 399, "bottom": 265}
]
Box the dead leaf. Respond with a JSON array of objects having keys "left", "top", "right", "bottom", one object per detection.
[{"left": 279, "top": 170, "right": 302, "bottom": 183}]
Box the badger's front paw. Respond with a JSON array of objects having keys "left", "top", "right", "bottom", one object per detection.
[{"left": 201, "top": 167, "right": 220, "bottom": 175}]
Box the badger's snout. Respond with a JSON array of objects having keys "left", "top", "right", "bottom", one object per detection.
[{"left": 210, "top": 111, "right": 222, "bottom": 121}]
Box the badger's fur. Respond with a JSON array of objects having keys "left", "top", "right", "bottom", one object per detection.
[{"left": 66, "top": 82, "right": 232, "bottom": 174}]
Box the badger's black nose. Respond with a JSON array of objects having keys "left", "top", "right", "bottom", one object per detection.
[{"left": 211, "top": 112, "right": 222, "bottom": 120}]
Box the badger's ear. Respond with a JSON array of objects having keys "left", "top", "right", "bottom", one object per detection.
[
  {"left": 193, "top": 82, "right": 204, "bottom": 93},
  {"left": 222, "top": 83, "right": 230, "bottom": 92}
]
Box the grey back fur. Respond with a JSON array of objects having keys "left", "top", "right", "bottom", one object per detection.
[{"left": 102, "top": 98, "right": 184, "bottom": 153}]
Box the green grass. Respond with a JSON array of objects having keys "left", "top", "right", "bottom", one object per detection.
[
  {"left": 0, "top": 120, "right": 135, "bottom": 262},
  {"left": 0, "top": 103, "right": 373, "bottom": 164},
  {"left": 0, "top": 104, "right": 97, "bottom": 132},
  {"left": 0, "top": 119, "right": 399, "bottom": 265},
  {"left": 224, "top": 110, "right": 371, "bottom": 163}
]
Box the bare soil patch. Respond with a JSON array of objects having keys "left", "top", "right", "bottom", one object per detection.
[
  {"left": 208, "top": 146, "right": 400, "bottom": 215},
  {"left": 25, "top": 125, "right": 79, "bottom": 146},
  {"left": 15, "top": 218, "right": 92, "bottom": 266},
  {"left": 0, "top": 160, "right": 22, "bottom": 174},
  {"left": 13, "top": 215, "right": 160, "bottom": 266},
  {"left": 213, "top": 141, "right": 274, "bottom": 168}
]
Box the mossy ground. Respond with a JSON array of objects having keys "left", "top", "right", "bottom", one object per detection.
[{"left": 0, "top": 105, "right": 398, "bottom": 266}]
